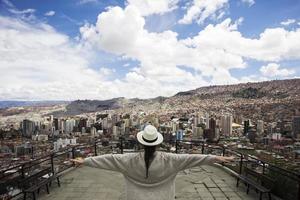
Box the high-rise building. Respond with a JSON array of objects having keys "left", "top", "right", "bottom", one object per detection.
[
  {"left": 293, "top": 116, "right": 300, "bottom": 138},
  {"left": 203, "top": 129, "right": 214, "bottom": 141},
  {"left": 21, "top": 119, "right": 36, "bottom": 137},
  {"left": 53, "top": 118, "right": 59, "bottom": 131},
  {"left": 192, "top": 126, "right": 203, "bottom": 139},
  {"left": 267, "top": 122, "right": 276, "bottom": 135},
  {"left": 176, "top": 130, "right": 183, "bottom": 141},
  {"left": 113, "top": 125, "right": 119, "bottom": 139},
  {"left": 221, "top": 115, "right": 232, "bottom": 136},
  {"left": 257, "top": 120, "right": 264, "bottom": 135},
  {"left": 209, "top": 118, "right": 216, "bottom": 137},
  {"left": 78, "top": 118, "right": 87, "bottom": 132},
  {"left": 205, "top": 113, "right": 210, "bottom": 129},
  {"left": 65, "top": 119, "right": 76, "bottom": 134},
  {"left": 243, "top": 120, "right": 250, "bottom": 135}
]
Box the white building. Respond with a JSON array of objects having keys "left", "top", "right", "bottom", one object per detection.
[
  {"left": 65, "top": 119, "right": 76, "bottom": 133},
  {"left": 257, "top": 120, "right": 264, "bottom": 135}
]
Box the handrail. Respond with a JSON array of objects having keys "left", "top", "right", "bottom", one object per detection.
[{"left": 1, "top": 138, "right": 300, "bottom": 200}]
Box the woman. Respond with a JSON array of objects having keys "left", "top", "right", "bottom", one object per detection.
[{"left": 71, "top": 125, "right": 234, "bottom": 200}]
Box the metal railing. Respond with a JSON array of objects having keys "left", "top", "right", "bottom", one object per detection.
[
  {"left": 174, "top": 139, "right": 300, "bottom": 200},
  {"left": 1, "top": 138, "right": 300, "bottom": 200}
]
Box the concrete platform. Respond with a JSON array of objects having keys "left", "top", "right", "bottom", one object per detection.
[{"left": 38, "top": 165, "right": 269, "bottom": 200}]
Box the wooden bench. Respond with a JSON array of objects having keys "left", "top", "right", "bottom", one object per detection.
[
  {"left": 236, "top": 167, "right": 274, "bottom": 200},
  {"left": 18, "top": 167, "right": 61, "bottom": 200}
]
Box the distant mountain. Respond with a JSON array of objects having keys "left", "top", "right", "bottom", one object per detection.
[
  {"left": 52, "top": 97, "right": 167, "bottom": 116},
  {"left": 0, "top": 101, "right": 68, "bottom": 109},
  {"left": 52, "top": 79, "right": 300, "bottom": 122}
]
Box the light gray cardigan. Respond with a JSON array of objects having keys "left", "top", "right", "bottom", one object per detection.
[{"left": 83, "top": 151, "right": 217, "bottom": 200}]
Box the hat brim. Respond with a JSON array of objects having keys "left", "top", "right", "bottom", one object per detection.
[{"left": 136, "top": 131, "right": 163, "bottom": 146}]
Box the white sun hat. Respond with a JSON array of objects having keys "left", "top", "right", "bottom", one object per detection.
[{"left": 137, "top": 125, "right": 164, "bottom": 146}]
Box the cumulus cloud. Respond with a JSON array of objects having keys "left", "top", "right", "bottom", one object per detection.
[
  {"left": 1, "top": 2, "right": 300, "bottom": 100},
  {"left": 80, "top": 6, "right": 245, "bottom": 86},
  {"left": 127, "top": 0, "right": 178, "bottom": 16},
  {"left": 260, "top": 63, "right": 295, "bottom": 77},
  {"left": 185, "top": 18, "right": 300, "bottom": 62},
  {"left": 0, "top": 16, "right": 107, "bottom": 100},
  {"left": 44, "top": 10, "right": 55, "bottom": 16},
  {"left": 281, "top": 19, "right": 296, "bottom": 26},
  {"left": 241, "top": 0, "right": 255, "bottom": 7},
  {"left": 178, "top": 0, "right": 229, "bottom": 24}
]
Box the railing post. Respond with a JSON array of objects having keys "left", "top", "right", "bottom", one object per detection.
[
  {"left": 72, "top": 147, "right": 75, "bottom": 159},
  {"left": 94, "top": 141, "right": 97, "bottom": 156},
  {"left": 239, "top": 154, "right": 243, "bottom": 174},
  {"left": 21, "top": 164, "right": 25, "bottom": 178},
  {"left": 31, "top": 146, "right": 34, "bottom": 159},
  {"left": 50, "top": 153, "right": 54, "bottom": 174},
  {"left": 120, "top": 137, "right": 123, "bottom": 154},
  {"left": 298, "top": 175, "right": 300, "bottom": 200}
]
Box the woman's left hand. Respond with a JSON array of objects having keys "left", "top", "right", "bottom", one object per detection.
[{"left": 215, "top": 156, "right": 235, "bottom": 163}]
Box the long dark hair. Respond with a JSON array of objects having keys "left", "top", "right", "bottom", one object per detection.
[{"left": 144, "top": 145, "right": 156, "bottom": 178}]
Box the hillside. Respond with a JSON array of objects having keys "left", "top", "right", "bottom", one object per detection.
[{"left": 52, "top": 79, "right": 300, "bottom": 122}]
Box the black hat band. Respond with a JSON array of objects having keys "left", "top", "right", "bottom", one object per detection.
[{"left": 142, "top": 136, "right": 158, "bottom": 143}]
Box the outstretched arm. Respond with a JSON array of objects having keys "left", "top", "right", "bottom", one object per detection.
[
  {"left": 70, "top": 154, "right": 126, "bottom": 172},
  {"left": 170, "top": 153, "right": 234, "bottom": 171}
]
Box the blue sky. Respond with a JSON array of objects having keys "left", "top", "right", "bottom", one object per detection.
[{"left": 0, "top": 0, "right": 300, "bottom": 100}]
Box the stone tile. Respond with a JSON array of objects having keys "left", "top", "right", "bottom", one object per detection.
[
  {"left": 200, "top": 197, "right": 214, "bottom": 200},
  {"left": 208, "top": 187, "right": 221, "bottom": 192},
  {"left": 224, "top": 191, "right": 240, "bottom": 198},
  {"left": 211, "top": 192, "right": 227, "bottom": 198},
  {"left": 39, "top": 165, "right": 260, "bottom": 200},
  {"left": 221, "top": 187, "right": 234, "bottom": 192},
  {"left": 199, "top": 192, "right": 213, "bottom": 198}
]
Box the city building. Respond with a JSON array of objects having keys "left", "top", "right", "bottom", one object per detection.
[
  {"left": 257, "top": 120, "right": 264, "bottom": 135},
  {"left": 21, "top": 119, "right": 36, "bottom": 138},
  {"left": 221, "top": 115, "right": 232, "bottom": 136},
  {"left": 293, "top": 116, "right": 300, "bottom": 138}
]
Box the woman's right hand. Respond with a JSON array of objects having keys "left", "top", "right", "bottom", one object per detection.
[{"left": 70, "top": 157, "right": 84, "bottom": 167}]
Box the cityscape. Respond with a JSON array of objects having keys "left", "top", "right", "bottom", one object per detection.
[
  {"left": 1, "top": 0, "right": 300, "bottom": 200},
  {"left": 1, "top": 79, "right": 300, "bottom": 199}
]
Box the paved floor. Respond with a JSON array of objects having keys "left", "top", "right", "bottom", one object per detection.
[{"left": 38, "top": 165, "right": 269, "bottom": 200}]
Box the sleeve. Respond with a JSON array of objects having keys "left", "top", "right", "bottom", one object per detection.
[
  {"left": 83, "top": 154, "right": 126, "bottom": 172},
  {"left": 170, "top": 153, "right": 217, "bottom": 172}
]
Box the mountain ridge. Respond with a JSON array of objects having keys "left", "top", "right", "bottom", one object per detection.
[{"left": 50, "top": 78, "right": 300, "bottom": 119}]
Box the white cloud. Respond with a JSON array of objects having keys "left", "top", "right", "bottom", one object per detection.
[
  {"left": 8, "top": 8, "right": 35, "bottom": 15},
  {"left": 241, "top": 0, "right": 255, "bottom": 7},
  {"left": 0, "top": 16, "right": 107, "bottom": 100},
  {"left": 2, "top": 2, "right": 300, "bottom": 100},
  {"left": 80, "top": 6, "right": 244, "bottom": 88},
  {"left": 185, "top": 18, "right": 300, "bottom": 62},
  {"left": 178, "top": 0, "right": 229, "bottom": 24},
  {"left": 79, "top": 6, "right": 300, "bottom": 95},
  {"left": 45, "top": 10, "right": 55, "bottom": 16},
  {"left": 3, "top": 0, "right": 36, "bottom": 21},
  {"left": 260, "top": 63, "right": 295, "bottom": 77},
  {"left": 127, "top": 0, "right": 178, "bottom": 16},
  {"left": 281, "top": 19, "right": 296, "bottom": 26},
  {"left": 99, "top": 67, "right": 116, "bottom": 77},
  {"left": 77, "top": 0, "right": 98, "bottom": 5}
]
